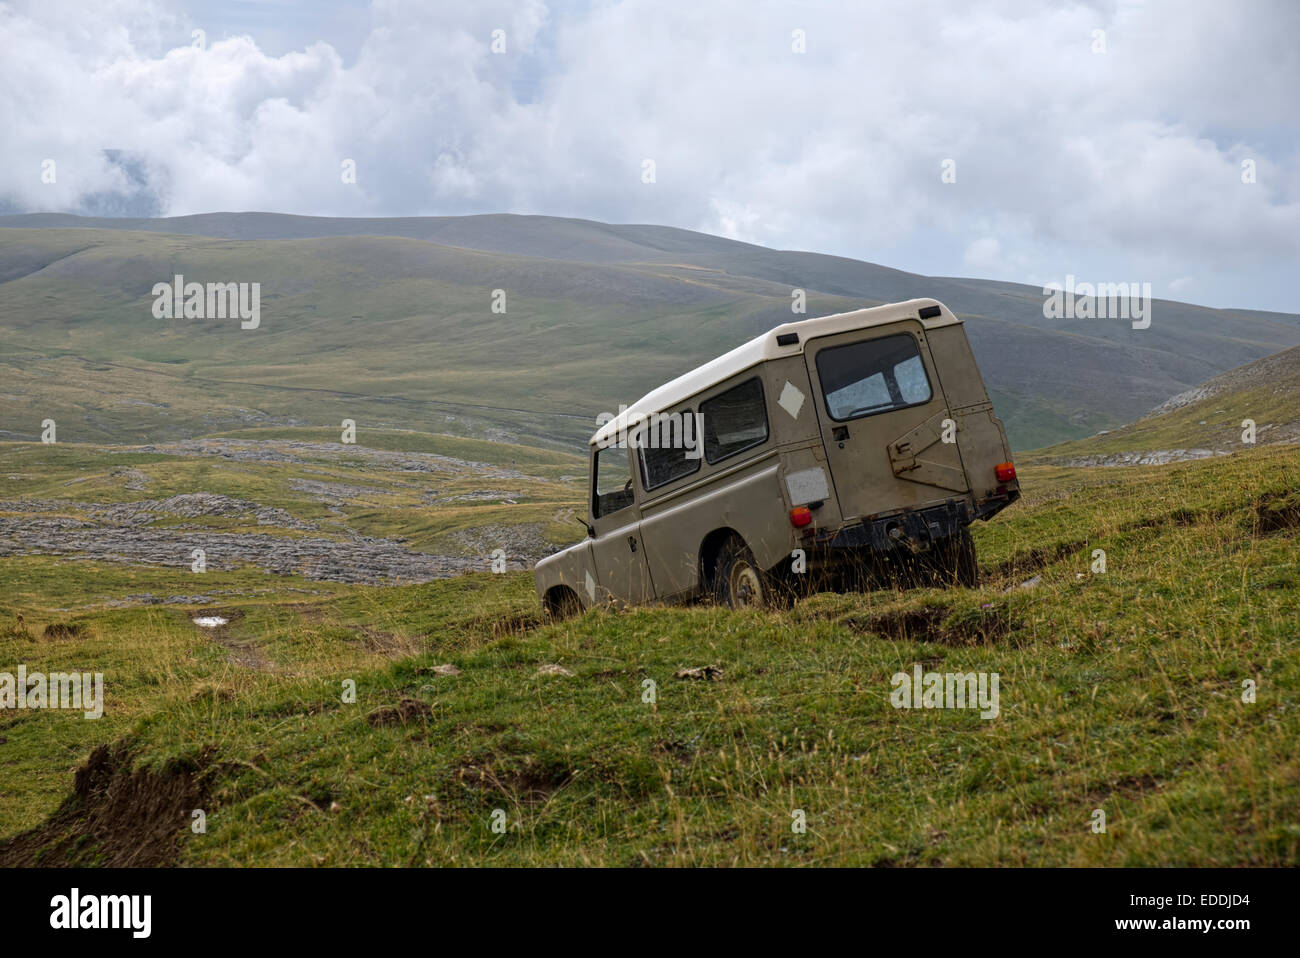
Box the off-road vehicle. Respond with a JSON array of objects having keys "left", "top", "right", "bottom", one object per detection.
[{"left": 535, "top": 298, "right": 1019, "bottom": 613}]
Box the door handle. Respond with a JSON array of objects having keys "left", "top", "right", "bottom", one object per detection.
[{"left": 627, "top": 535, "right": 637, "bottom": 553}]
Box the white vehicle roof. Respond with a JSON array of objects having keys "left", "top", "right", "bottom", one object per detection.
[{"left": 590, "top": 298, "right": 960, "bottom": 449}]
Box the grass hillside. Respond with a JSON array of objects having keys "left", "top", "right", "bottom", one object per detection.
[
  {"left": 4, "top": 215, "right": 1300, "bottom": 451},
  {"left": 1030, "top": 344, "right": 1300, "bottom": 465},
  {"left": 2, "top": 443, "right": 1297, "bottom": 866}
]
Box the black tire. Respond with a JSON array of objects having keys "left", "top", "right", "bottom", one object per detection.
[
  {"left": 712, "top": 537, "right": 769, "bottom": 609},
  {"left": 930, "top": 528, "right": 979, "bottom": 587}
]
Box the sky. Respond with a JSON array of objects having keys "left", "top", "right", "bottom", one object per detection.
[{"left": 1, "top": 0, "right": 1298, "bottom": 311}]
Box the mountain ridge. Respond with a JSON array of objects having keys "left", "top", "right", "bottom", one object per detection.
[{"left": 2, "top": 213, "right": 1298, "bottom": 452}]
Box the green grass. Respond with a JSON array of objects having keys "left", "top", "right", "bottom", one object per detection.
[{"left": 3, "top": 443, "right": 1298, "bottom": 865}]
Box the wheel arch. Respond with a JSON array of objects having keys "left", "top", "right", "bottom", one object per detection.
[
  {"left": 698, "top": 526, "right": 746, "bottom": 592},
  {"left": 542, "top": 584, "right": 584, "bottom": 619}
]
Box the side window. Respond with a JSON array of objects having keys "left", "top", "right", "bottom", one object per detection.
[
  {"left": 701, "top": 377, "right": 769, "bottom": 465},
  {"left": 593, "top": 444, "right": 635, "bottom": 518},
  {"left": 637, "top": 410, "right": 702, "bottom": 491},
  {"left": 816, "top": 333, "right": 933, "bottom": 422}
]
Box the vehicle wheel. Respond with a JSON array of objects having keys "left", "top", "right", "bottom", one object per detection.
[
  {"left": 544, "top": 587, "right": 583, "bottom": 620},
  {"left": 932, "top": 528, "right": 978, "bottom": 587},
  {"left": 713, "top": 537, "right": 768, "bottom": 609}
]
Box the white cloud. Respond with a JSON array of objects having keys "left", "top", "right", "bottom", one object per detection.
[
  {"left": 0, "top": 0, "right": 1296, "bottom": 310},
  {"left": 963, "top": 237, "right": 1002, "bottom": 273}
]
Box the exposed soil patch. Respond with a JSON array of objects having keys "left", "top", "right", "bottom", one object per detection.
[
  {"left": 300, "top": 781, "right": 335, "bottom": 812},
  {"left": 1252, "top": 492, "right": 1300, "bottom": 535},
  {"left": 675, "top": 665, "right": 723, "bottom": 681},
  {"left": 0, "top": 743, "right": 215, "bottom": 867},
  {"left": 367, "top": 698, "right": 432, "bottom": 727},
  {"left": 455, "top": 754, "right": 575, "bottom": 805},
  {"left": 849, "top": 607, "right": 945, "bottom": 641},
  {"left": 849, "top": 604, "right": 1020, "bottom": 646}
]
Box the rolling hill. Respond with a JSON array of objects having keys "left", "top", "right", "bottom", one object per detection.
[
  {"left": 3, "top": 212, "right": 1299, "bottom": 452},
  {"left": 1030, "top": 343, "right": 1300, "bottom": 465}
]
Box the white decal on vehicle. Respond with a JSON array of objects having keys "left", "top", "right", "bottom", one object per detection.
[{"left": 778, "top": 381, "right": 805, "bottom": 419}]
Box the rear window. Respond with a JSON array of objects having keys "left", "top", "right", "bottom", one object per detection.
[
  {"left": 637, "top": 411, "right": 702, "bottom": 490},
  {"left": 593, "top": 445, "right": 634, "bottom": 518},
  {"left": 701, "top": 378, "right": 768, "bottom": 464},
  {"left": 816, "top": 333, "right": 932, "bottom": 421}
]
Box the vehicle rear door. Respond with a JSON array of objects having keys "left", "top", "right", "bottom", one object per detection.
[{"left": 802, "top": 321, "right": 968, "bottom": 521}]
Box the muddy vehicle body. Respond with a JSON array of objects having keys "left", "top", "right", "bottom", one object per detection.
[{"left": 535, "top": 298, "right": 1020, "bottom": 613}]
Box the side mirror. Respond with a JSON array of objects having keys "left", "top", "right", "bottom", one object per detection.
[{"left": 576, "top": 515, "right": 595, "bottom": 538}]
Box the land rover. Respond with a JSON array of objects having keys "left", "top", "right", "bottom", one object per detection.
[{"left": 535, "top": 298, "right": 1019, "bottom": 614}]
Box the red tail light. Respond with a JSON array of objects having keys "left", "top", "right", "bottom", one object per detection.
[
  {"left": 790, "top": 506, "right": 813, "bottom": 527},
  {"left": 995, "top": 461, "right": 1017, "bottom": 482}
]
